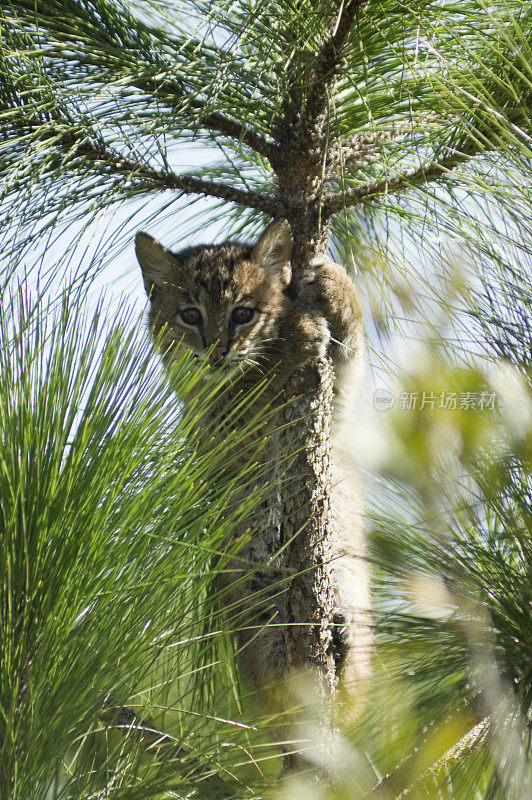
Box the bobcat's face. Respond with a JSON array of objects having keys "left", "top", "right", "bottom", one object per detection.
[{"left": 135, "top": 222, "right": 293, "bottom": 375}]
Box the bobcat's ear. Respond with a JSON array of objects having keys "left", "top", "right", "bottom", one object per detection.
[
  {"left": 135, "top": 231, "right": 176, "bottom": 295},
  {"left": 251, "top": 219, "right": 293, "bottom": 284}
]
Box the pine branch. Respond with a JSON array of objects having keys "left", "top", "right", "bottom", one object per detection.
[
  {"left": 326, "top": 87, "right": 532, "bottom": 214},
  {"left": 298, "top": 0, "right": 368, "bottom": 133},
  {"left": 17, "top": 121, "right": 281, "bottom": 214},
  {"left": 104, "top": 150, "right": 280, "bottom": 214},
  {"left": 123, "top": 158, "right": 281, "bottom": 215},
  {"left": 4, "top": 3, "right": 275, "bottom": 161},
  {"left": 324, "top": 144, "right": 477, "bottom": 216},
  {"left": 135, "top": 78, "right": 276, "bottom": 159},
  {"left": 338, "top": 115, "right": 450, "bottom": 165},
  {"left": 189, "top": 106, "right": 275, "bottom": 159}
]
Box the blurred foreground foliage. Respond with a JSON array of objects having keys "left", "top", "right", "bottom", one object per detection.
[{"left": 0, "top": 288, "right": 292, "bottom": 799}]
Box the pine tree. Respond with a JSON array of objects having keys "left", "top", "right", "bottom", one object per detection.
[{"left": 1, "top": 1, "right": 531, "bottom": 797}]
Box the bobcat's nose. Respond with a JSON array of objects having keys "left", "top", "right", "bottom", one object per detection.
[{"left": 209, "top": 345, "right": 228, "bottom": 363}]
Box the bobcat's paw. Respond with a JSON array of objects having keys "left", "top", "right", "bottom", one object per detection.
[
  {"left": 308, "top": 254, "right": 336, "bottom": 269},
  {"left": 299, "top": 256, "right": 345, "bottom": 310},
  {"left": 286, "top": 310, "right": 330, "bottom": 365}
]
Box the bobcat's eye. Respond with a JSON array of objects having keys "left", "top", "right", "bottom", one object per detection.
[
  {"left": 180, "top": 307, "right": 202, "bottom": 326},
  {"left": 231, "top": 306, "right": 255, "bottom": 325}
]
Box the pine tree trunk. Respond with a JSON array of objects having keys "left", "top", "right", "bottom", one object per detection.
[
  {"left": 227, "top": 358, "right": 339, "bottom": 765},
  {"left": 277, "top": 358, "right": 339, "bottom": 767},
  {"left": 224, "top": 213, "right": 350, "bottom": 771}
]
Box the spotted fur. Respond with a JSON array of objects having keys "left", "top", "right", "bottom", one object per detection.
[{"left": 135, "top": 219, "right": 363, "bottom": 410}]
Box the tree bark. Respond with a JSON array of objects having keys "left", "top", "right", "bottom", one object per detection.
[
  {"left": 225, "top": 357, "right": 339, "bottom": 767},
  {"left": 281, "top": 359, "right": 336, "bottom": 690},
  {"left": 277, "top": 358, "right": 338, "bottom": 767}
]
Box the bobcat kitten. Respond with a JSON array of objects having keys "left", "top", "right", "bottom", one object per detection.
[{"left": 136, "top": 220, "right": 371, "bottom": 715}]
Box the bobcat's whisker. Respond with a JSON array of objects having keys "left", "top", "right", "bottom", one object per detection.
[
  {"left": 244, "top": 358, "right": 266, "bottom": 376},
  {"left": 329, "top": 336, "right": 356, "bottom": 353},
  {"left": 244, "top": 352, "right": 268, "bottom": 375}
]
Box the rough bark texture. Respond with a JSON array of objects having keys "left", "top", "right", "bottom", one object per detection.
[
  {"left": 278, "top": 360, "right": 338, "bottom": 768},
  {"left": 281, "top": 360, "right": 336, "bottom": 692},
  {"left": 223, "top": 359, "right": 339, "bottom": 768}
]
